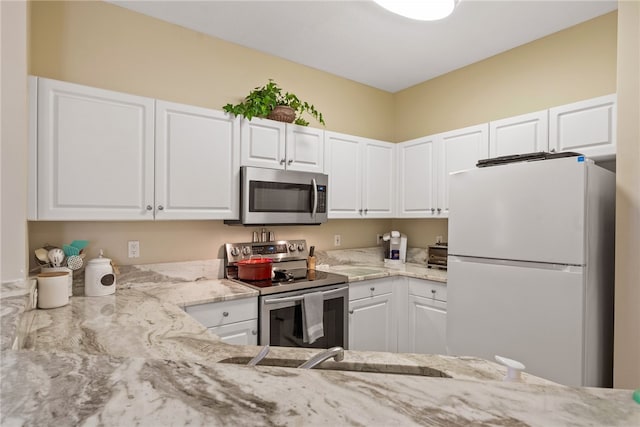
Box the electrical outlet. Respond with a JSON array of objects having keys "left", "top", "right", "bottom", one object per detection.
[
  {"left": 128, "top": 240, "right": 140, "bottom": 258},
  {"left": 376, "top": 234, "right": 383, "bottom": 245},
  {"left": 334, "top": 234, "right": 341, "bottom": 247}
]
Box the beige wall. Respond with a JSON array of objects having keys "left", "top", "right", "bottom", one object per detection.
[
  {"left": 394, "top": 12, "right": 618, "bottom": 141},
  {"left": 26, "top": 1, "right": 619, "bottom": 268},
  {"left": 613, "top": 0, "right": 640, "bottom": 390},
  {"left": 1, "top": 1, "right": 28, "bottom": 282},
  {"left": 29, "top": 1, "right": 394, "bottom": 140},
  {"left": 28, "top": 219, "right": 392, "bottom": 267}
]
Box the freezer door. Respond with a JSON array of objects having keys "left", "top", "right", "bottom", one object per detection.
[
  {"left": 447, "top": 257, "right": 586, "bottom": 386},
  {"left": 449, "top": 157, "right": 586, "bottom": 265}
]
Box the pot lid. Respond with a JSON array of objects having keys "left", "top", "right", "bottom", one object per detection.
[{"left": 237, "top": 258, "right": 273, "bottom": 265}]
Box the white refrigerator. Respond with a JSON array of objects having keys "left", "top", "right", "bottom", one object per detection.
[{"left": 446, "top": 156, "right": 615, "bottom": 387}]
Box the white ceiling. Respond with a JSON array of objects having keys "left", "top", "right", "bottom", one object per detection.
[{"left": 108, "top": 0, "right": 618, "bottom": 93}]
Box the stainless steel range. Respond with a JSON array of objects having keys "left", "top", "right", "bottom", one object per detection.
[{"left": 224, "top": 240, "right": 349, "bottom": 349}]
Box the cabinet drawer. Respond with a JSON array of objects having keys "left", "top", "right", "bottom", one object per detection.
[
  {"left": 209, "top": 319, "right": 258, "bottom": 346},
  {"left": 408, "top": 279, "right": 447, "bottom": 302},
  {"left": 349, "top": 278, "right": 394, "bottom": 301},
  {"left": 185, "top": 297, "right": 257, "bottom": 328}
]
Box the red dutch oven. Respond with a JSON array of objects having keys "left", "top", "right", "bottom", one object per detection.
[{"left": 237, "top": 258, "right": 273, "bottom": 281}]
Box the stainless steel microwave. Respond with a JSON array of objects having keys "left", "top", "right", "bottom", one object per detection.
[{"left": 225, "top": 166, "right": 328, "bottom": 225}]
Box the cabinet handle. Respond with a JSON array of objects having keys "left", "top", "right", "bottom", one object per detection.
[
  {"left": 251, "top": 330, "right": 257, "bottom": 335},
  {"left": 223, "top": 311, "right": 229, "bottom": 317},
  {"left": 287, "top": 159, "right": 293, "bottom": 165},
  {"left": 437, "top": 208, "right": 441, "bottom": 213},
  {"left": 359, "top": 209, "right": 363, "bottom": 214},
  {"left": 349, "top": 310, "right": 354, "bottom": 315},
  {"left": 364, "top": 208, "right": 368, "bottom": 215},
  {"left": 431, "top": 289, "right": 436, "bottom": 294},
  {"left": 146, "top": 205, "right": 153, "bottom": 211},
  {"left": 431, "top": 208, "right": 435, "bottom": 213},
  {"left": 550, "top": 148, "right": 556, "bottom": 153},
  {"left": 157, "top": 205, "right": 164, "bottom": 211},
  {"left": 370, "top": 287, "right": 375, "bottom": 292},
  {"left": 280, "top": 158, "right": 286, "bottom": 165}
]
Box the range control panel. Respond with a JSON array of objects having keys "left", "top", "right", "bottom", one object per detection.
[{"left": 225, "top": 240, "right": 308, "bottom": 264}]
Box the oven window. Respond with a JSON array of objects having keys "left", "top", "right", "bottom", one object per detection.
[
  {"left": 249, "top": 181, "right": 311, "bottom": 213},
  {"left": 268, "top": 299, "right": 345, "bottom": 348}
]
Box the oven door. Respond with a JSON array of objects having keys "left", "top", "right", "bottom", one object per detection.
[
  {"left": 260, "top": 284, "right": 348, "bottom": 349},
  {"left": 241, "top": 166, "right": 328, "bottom": 225}
]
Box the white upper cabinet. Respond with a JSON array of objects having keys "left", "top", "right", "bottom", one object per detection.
[
  {"left": 437, "top": 123, "right": 490, "bottom": 217},
  {"left": 489, "top": 110, "right": 549, "bottom": 158},
  {"left": 324, "top": 132, "right": 362, "bottom": 218},
  {"left": 285, "top": 124, "right": 325, "bottom": 173},
  {"left": 240, "top": 118, "right": 286, "bottom": 169},
  {"left": 34, "top": 77, "right": 155, "bottom": 220},
  {"left": 155, "top": 101, "right": 239, "bottom": 220},
  {"left": 396, "top": 136, "right": 437, "bottom": 218},
  {"left": 324, "top": 131, "right": 395, "bottom": 219},
  {"left": 240, "top": 117, "right": 324, "bottom": 173},
  {"left": 362, "top": 139, "right": 395, "bottom": 218},
  {"left": 549, "top": 94, "right": 617, "bottom": 160},
  {"left": 30, "top": 77, "right": 240, "bottom": 221}
]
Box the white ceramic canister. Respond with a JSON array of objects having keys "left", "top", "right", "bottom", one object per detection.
[
  {"left": 37, "top": 271, "right": 70, "bottom": 309},
  {"left": 84, "top": 251, "right": 116, "bottom": 297},
  {"left": 41, "top": 266, "right": 73, "bottom": 296}
]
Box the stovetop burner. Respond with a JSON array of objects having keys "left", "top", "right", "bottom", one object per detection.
[{"left": 225, "top": 240, "right": 348, "bottom": 295}]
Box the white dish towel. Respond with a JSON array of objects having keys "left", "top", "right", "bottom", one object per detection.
[{"left": 302, "top": 291, "right": 324, "bottom": 344}]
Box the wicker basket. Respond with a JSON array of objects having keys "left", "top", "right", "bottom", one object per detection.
[{"left": 267, "top": 105, "right": 296, "bottom": 123}]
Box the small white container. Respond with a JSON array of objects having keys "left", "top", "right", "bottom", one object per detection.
[
  {"left": 41, "top": 266, "right": 73, "bottom": 296},
  {"left": 85, "top": 251, "right": 116, "bottom": 297},
  {"left": 37, "top": 271, "right": 70, "bottom": 309}
]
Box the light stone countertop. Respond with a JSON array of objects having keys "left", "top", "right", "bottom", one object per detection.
[{"left": 2, "top": 259, "right": 639, "bottom": 426}]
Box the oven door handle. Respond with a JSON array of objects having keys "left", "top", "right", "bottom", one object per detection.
[
  {"left": 311, "top": 178, "right": 318, "bottom": 218},
  {"left": 263, "top": 286, "right": 348, "bottom": 305}
]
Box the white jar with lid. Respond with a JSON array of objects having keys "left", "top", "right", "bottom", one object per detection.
[{"left": 84, "top": 250, "right": 116, "bottom": 297}]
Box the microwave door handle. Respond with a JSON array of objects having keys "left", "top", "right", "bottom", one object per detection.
[{"left": 311, "top": 178, "right": 318, "bottom": 218}]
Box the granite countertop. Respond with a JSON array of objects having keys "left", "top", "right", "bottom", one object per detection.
[
  {"left": 2, "top": 259, "right": 639, "bottom": 425},
  {"left": 315, "top": 246, "right": 448, "bottom": 283}
]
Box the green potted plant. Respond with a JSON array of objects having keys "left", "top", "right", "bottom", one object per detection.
[{"left": 223, "top": 79, "right": 325, "bottom": 127}]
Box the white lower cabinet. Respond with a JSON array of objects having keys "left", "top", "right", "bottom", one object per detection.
[
  {"left": 405, "top": 279, "right": 447, "bottom": 355},
  {"left": 185, "top": 297, "right": 258, "bottom": 346},
  {"left": 209, "top": 319, "right": 259, "bottom": 345},
  {"left": 348, "top": 278, "right": 397, "bottom": 352}
]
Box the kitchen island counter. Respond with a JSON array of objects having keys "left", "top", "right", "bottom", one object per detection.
[{"left": 2, "top": 263, "right": 638, "bottom": 426}]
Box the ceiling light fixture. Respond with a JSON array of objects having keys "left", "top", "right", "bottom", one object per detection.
[{"left": 373, "top": 0, "right": 458, "bottom": 21}]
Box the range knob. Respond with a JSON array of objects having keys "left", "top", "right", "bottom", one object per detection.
[
  {"left": 230, "top": 247, "right": 240, "bottom": 257},
  {"left": 297, "top": 244, "right": 304, "bottom": 251},
  {"left": 242, "top": 246, "right": 251, "bottom": 256},
  {"left": 288, "top": 243, "right": 297, "bottom": 252}
]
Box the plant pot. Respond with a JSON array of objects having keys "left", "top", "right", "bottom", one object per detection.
[{"left": 267, "top": 105, "right": 296, "bottom": 123}]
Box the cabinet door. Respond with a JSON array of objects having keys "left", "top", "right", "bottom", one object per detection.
[
  {"left": 240, "top": 117, "right": 286, "bottom": 169},
  {"left": 437, "top": 123, "right": 489, "bottom": 217},
  {"left": 209, "top": 319, "right": 258, "bottom": 345},
  {"left": 362, "top": 139, "right": 395, "bottom": 218},
  {"left": 324, "top": 132, "right": 362, "bottom": 218},
  {"left": 155, "top": 101, "right": 239, "bottom": 220},
  {"left": 489, "top": 110, "right": 548, "bottom": 158},
  {"left": 285, "top": 124, "right": 324, "bottom": 173},
  {"left": 349, "top": 293, "right": 396, "bottom": 352},
  {"left": 549, "top": 94, "right": 616, "bottom": 160},
  {"left": 408, "top": 295, "right": 447, "bottom": 355},
  {"left": 397, "top": 137, "right": 437, "bottom": 218},
  {"left": 37, "top": 77, "right": 155, "bottom": 220}
]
